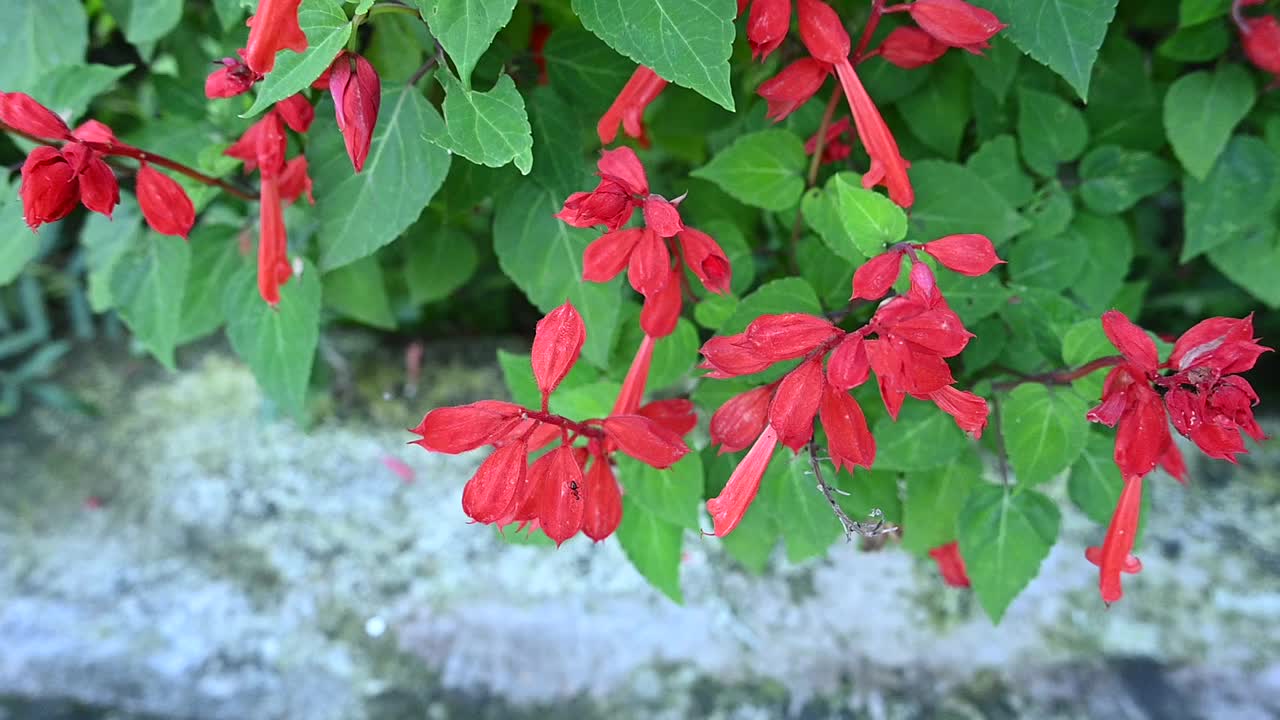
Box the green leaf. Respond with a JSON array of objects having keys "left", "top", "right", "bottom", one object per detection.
[
  {"left": 963, "top": 35, "right": 1022, "bottom": 101},
  {"left": 899, "top": 56, "right": 971, "bottom": 159},
  {"left": 1085, "top": 36, "right": 1163, "bottom": 152},
  {"left": 909, "top": 160, "right": 1029, "bottom": 244},
  {"left": 1179, "top": 0, "right": 1231, "bottom": 26},
  {"left": 901, "top": 449, "right": 982, "bottom": 553},
  {"left": 1066, "top": 213, "right": 1133, "bottom": 313},
  {"left": 1078, "top": 145, "right": 1174, "bottom": 215},
  {"left": 803, "top": 173, "right": 909, "bottom": 261},
  {"left": 245, "top": 0, "right": 353, "bottom": 118},
  {"left": 613, "top": 317, "right": 699, "bottom": 391},
  {"left": 571, "top": 0, "right": 737, "bottom": 110},
  {"left": 762, "top": 453, "right": 842, "bottom": 563},
  {"left": 718, "top": 491, "right": 778, "bottom": 573},
  {"left": 551, "top": 379, "right": 620, "bottom": 420},
  {"left": 1000, "top": 384, "right": 1090, "bottom": 486},
  {"left": 310, "top": 85, "right": 452, "bottom": 270},
  {"left": 497, "top": 349, "right": 600, "bottom": 409},
  {"left": 719, "top": 278, "right": 822, "bottom": 335},
  {"left": 796, "top": 235, "right": 854, "bottom": 310},
  {"left": 102, "top": 0, "right": 183, "bottom": 45},
  {"left": 492, "top": 182, "right": 622, "bottom": 368},
  {"left": 403, "top": 226, "right": 478, "bottom": 305},
  {"left": 835, "top": 468, "right": 903, "bottom": 525},
  {"left": 872, "top": 402, "right": 970, "bottom": 472},
  {"left": 178, "top": 224, "right": 243, "bottom": 343},
  {"left": 1008, "top": 231, "right": 1087, "bottom": 292},
  {"left": 616, "top": 496, "right": 683, "bottom": 602},
  {"left": 543, "top": 28, "right": 636, "bottom": 113},
  {"left": 935, "top": 271, "right": 1009, "bottom": 325},
  {"left": 213, "top": 0, "right": 247, "bottom": 29},
  {"left": 691, "top": 130, "right": 806, "bottom": 212},
  {"left": 0, "top": 187, "right": 36, "bottom": 287},
  {"left": 1017, "top": 87, "right": 1088, "bottom": 177},
  {"left": 224, "top": 262, "right": 322, "bottom": 420},
  {"left": 109, "top": 232, "right": 191, "bottom": 369},
  {"left": 1163, "top": 66, "right": 1256, "bottom": 181},
  {"left": 1182, "top": 136, "right": 1280, "bottom": 262},
  {"left": 1059, "top": 317, "right": 1112, "bottom": 399},
  {"left": 426, "top": 72, "right": 534, "bottom": 175},
  {"left": 973, "top": 0, "right": 1118, "bottom": 100},
  {"left": 1207, "top": 223, "right": 1280, "bottom": 309},
  {"left": 322, "top": 256, "right": 397, "bottom": 329},
  {"left": 83, "top": 197, "right": 143, "bottom": 312},
  {"left": 1068, "top": 433, "right": 1123, "bottom": 525},
  {"left": 526, "top": 86, "right": 592, "bottom": 198},
  {"left": 965, "top": 135, "right": 1034, "bottom": 208},
  {"left": 0, "top": 0, "right": 88, "bottom": 94},
  {"left": 1158, "top": 22, "right": 1229, "bottom": 62},
  {"left": 957, "top": 484, "right": 1060, "bottom": 622},
  {"left": 422, "top": 0, "right": 517, "bottom": 87},
  {"left": 33, "top": 64, "right": 134, "bottom": 124},
  {"left": 617, "top": 453, "right": 704, "bottom": 530}
]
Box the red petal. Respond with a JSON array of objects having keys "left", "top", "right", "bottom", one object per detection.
[
  {"left": 768, "top": 355, "right": 825, "bottom": 451},
  {"left": 537, "top": 445, "right": 586, "bottom": 545},
  {"left": 136, "top": 164, "right": 195, "bottom": 239},
  {"left": 583, "top": 228, "right": 644, "bottom": 283},
  {"left": 1114, "top": 385, "right": 1170, "bottom": 479},
  {"left": 747, "top": 0, "right": 792, "bottom": 60},
  {"left": 707, "top": 426, "right": 779, "bottom": 536},
  {"left": 19, "top": 147, "right": 79, "bottom": 229},
  {"left": 909, "top": 0, "right": 1006, "bottom": 51},
  {"left": 1091, "top": 475, "right": 1144, "bottom": 604},
  {"left": 602, "top": 415, "right": 690, "bottom": 469},
  {"left": 677, "top": 227, "right": 732, "bottom": 294},
  {"left": 744, "top": 313, "right": 841, "bottom": 362},
  {"left": 820, "top": 385, "right": 876, "bottom": 471},
  {"left": 72, "top": 120, "right": 119, "bottom": 146},
  {"left": 1159, "top": 441, "right": 1188, "bottom": 485},
  {"left": 834, "top": 59, "right": 914, "bottom": 207},
  {"left": 531, "top": 301, "right": 586, "bottom": 401},
  {"left": 462, "top": 442, "right": 529, "bottom": 524},
  {"left": 1169, "top": 314, "right": 1271, "bottom": 375},
  {"left": 627, "top": 228, "right": 671, "bottom": 296},
  {"left": 330, "top": 53, "right": 381, "bottom": 173},
  {"left": 879, "top": 27, "right": 949, "bottom": 69},
  {"left": 700, "top": 334, "right": 772, "bottom": 378},
  {"left": 0, "top": 92, "right": 72, "bottom": 141},
  {"left": 826, "top": 333, "right": 870, "bottom": 390},
  {"left": 62, "top": 144, "right": 118, "bottom": 218},
  {"left": 410, "top": 400, "right": 524, "bottom": 454},
  {"left": 797, "top": 0, "right": 851, "bottom": 64},
  {"left": 888, "top": 307, "right": 972, "bottom": 357},
  {"left": 920, "top": 234, "right": 1004, "bottom": 276},
  {"left": 642, "top": 197, "right": 684, "bottom": 237},
  {"left": 865, "top": 338, "right": 907, "bottom": 419},
  {"left": 852, "top": 250, "right": 905, "bottom": 300},
  {"left": 928, "top": 386, "right": 989, "bottom": 438},
  {"left": 928, "top": 541, "right": 972, "bottom": 588},
  {"left": 278, "top": 156, "right": 315, "bottom": 205},
  {"left": 1102, "top": 310, "right": 1159, "bottom": 373},
  {"left": 637, "top": 398, "right": 698, "bottom": 438},
  {"left": 244, "top": 0, "right": 308, "bottom": 75},
  {"left": 710, "top": 385, "right": 774, "bottom": 454},
  {"left": 274, "top": 93, "right": 315, "bottom": 134},
  {"left": 581, "top": 455, "right": 622, "bottom": 541},
  {"left": 758, "top": 58, "right": 830, "bottom": 122},
  {"left": 639, "top": 266, "right": 683, "bottom": 338},
  {"left": 597, "top": 146, "right": 649, "bottom": 195}
]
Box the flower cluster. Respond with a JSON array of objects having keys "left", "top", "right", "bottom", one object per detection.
[
  {"left": 698, "top": 234, "right": 1003, "bottom": 536},
  {"left": 558, "top": 148, "right": 732, "bottom": 338},
  {"left": 411, "top": 303, "right": 694, "bottom": 544},
  {"left": 1085, "top": 310, "right": 1271, "bottom": 602},
  {"left": 1, "top": 92, "right": 194, "bottom": 238}
]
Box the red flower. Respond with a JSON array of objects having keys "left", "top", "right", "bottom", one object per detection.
[
  {"left": 462, "top": 440, "right": 530, "bottom": 525},
  {"left": 879, "top": 27, "right": 949, "bottom": 69},
  {"left": 919, "top": 234, "right": 1004, "bottom": 276},
  {"left": 0, "top": 92, "right": 73, "bottom": 141},
  {"left": 826, "top": 333, "right": 870, "bottom": 390},
  {"left": 820, "top": 384, "right": 875, "bottom": 471},
  {"left": 329, "top": 53, "right": 382, "bottom": 173},
  {"left": 225, "top": 110, "right": 288, "bottom": 176},
  {"left": 531, "top": 301, "right": 587, "bottom": 404},
  {"left": 639, "top": 264, "right": 684, "bottom": 338},
  {"left": 601, "top": 415, "right": 690, "bottom": 469},
  {"left": 243, "top": 0, "right": 308, "bottom": 75},
  {"left": 598, "top": 67, "right": 668, "bottom": 147},
  {"left": 411, "top": 400, "right": 525, "bottom": 454},
  {"left": 834, "top": 59, "right": 913, "bottom": 207},
  {"left": 19, "top": 147, "right": 80, "bottom": 228},
  {"left": 805, "top": 116, "right": 853, "bottom": 164},
  {"left": 278, "top": 156, "right": 315, "bottom": 205},
  {"left": 72, "top": 120, "right": 119, "bottom": 146},
  {"left": 1086, "top": 475, "right": 1144, "bottom": 604},
  {"left": 796, "top": 0, "right": 850, "bottom": 64},
  {"left": 582, "top": 455, "right": 622, "bottom": 541},
  {"left": 637, "top": 399, "right": 698, "bottom": 438},
  {"left": 256, "top": 174, "right": 292, "bottom": 306},
  {"left": 642, "top": 196, "right": 684, "bottom": 237},
  {"left": 707, "top": 426, "right": 779, "bottom": 536},
  {"left": 929, "top": 541, "right": 971, "bottom": 587},
  {"left": 558, "top": 182, "right": 636, "bottom": 231},
  {"left": 905, "top": 0, "right": 1006, "bottom": 53},
  {"left": 748, "top": 0, "right": 792, "bottom": 61},
  {"left": 530, "top": 23, "right": 552, "bottom": 85},
  {"left": 136, "top": 164, "right": 195, "bottom": 240},
  {"left": 60, "top": 143, "right": 119, "bottom": 219},
  {"left": 710, "top": 385, "right": 774, "bottom": 453},
  {"left": 677, "top": 228, "right": 732, "bottom": 294},
  {"left": 613, "top": 334, "right": 656, "bottom": 416},
  {"left": 769, "top": 355, "right": 826, "bottom": 451},
  {"left": 205, "top": 56, "right": 261, "bottom": 99},
  {"left": 537, "top": 445, "right": 587, "bottom": 546},
  {"left": 1088, "top": 311, "right": 1171, "bottom": 479},
  {"left": 274, "top": 94, "right": 315, "bottom": 134},
  {"left": 1241, "top": 15, "right": 1280, "bottom": 76},
  {"left": 758, "top": 58, "right": 830, "bottom": 122},
  {"left": 928, "top": 386, "right": 989, "bottom": 438}
]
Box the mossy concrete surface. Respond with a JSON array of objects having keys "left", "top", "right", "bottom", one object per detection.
[{"left": 1, "top": 347, "right": 1278, "bottom": 720}]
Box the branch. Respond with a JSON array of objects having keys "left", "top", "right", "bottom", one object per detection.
[
  {"left": 991, "top": 355, "right": 1124, "bottom": 392},
  {"left": 809, "top": 440, "right": 862, "bottom": 541}
]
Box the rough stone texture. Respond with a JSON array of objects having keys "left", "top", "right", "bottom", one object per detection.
[{"left": 1, "top": 350, "right": 1278, "bottom": 720}]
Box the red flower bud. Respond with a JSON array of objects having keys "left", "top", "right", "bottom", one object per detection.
[
  {"left": 244, "top": 0, "right": 308, "bottom": 75},
  {"left": 879, "top": 27, "right": 949, "bottom": 69},
  {"left": 556, "top": 180, "right": 635, "bottom": 231},
  {"left": 274, "top": 93, "right": 315, "bottom": 134},
  {"left": 136, "top": 164, "right": 195, "bottom": 239},
  {"left": 677, "top": 227, "right": 732, "bottom": 294},
  {"left": 19, "top": 147, "right": 79, "bottom": 229},
  {"left": 583, "top": 228, "right": 645, "bottom": 283},
  {"left": 907, "top": 0, "right": 1006, "bottom": 53},
  {"left": 411, "top": 400, "right": 525, "bottom": 454},
  {"left": 797, "top": 0, "right": 851, "bottom": 64},
  {"left": 642, "top": 196, "right": 684, "bottom": 237},
  {"left": 919, "top": 234, "right": 1004, "bottom": 276},
  {"left": 628, "top": 228, "right": 672, "bottom": 297},
  {"left": 61, "top": 144, "right": 118, "bottom": 219},
  {"left": 205, "top": 57, "right": 261, "bottom": 99},
  {"left": 700, "top": 334, "right": 772, "bottom": 378},
  {"left": 748, "top": 0, "right": 793, "bottom": 61},
  {"left": 531, "top": 301, "right": 587, "bottom": 401},
  {"left": 462, "top": 441, "right": 529, "bottom": 525},
  {"left": 1242, "top": 16, "right": 1280, "bottom": 75},
  {"left": 537, "top": 445, "right": 586, "bottom": 546},
  {"left": 710, "top": 385, "right": 774, "bottom": 454},
  {"left": 582, "top": 455, "right": 622, "bottom": 541},
  {"left": 707, "top": 426, "right": 779, "bottom": 536},
  {"left": 602, "top": 415, "right": 690, "bottom": 469},
  {"left": 759, "top": 58, "right": 830, "bottom": 122},
  {"left": 768, "top": 355, "right": 825, "bottom": 451},
  {"left": 820, "top": 384, "right": 875, "bottom": 471},
  {"left": 852, "top": 249, "right": 905, "bottom": 300},
  {"left": 329, "top": 53, "right": 382, "bottom": 172},
  {"left": 929, "top": 541, "right": 971, "bottom": 588},
  {"left": 0, "top": 92, "right": 72, "bottom": 141},
  {"left": 744, "top": 313, "right": 841, "bottom": 361}
]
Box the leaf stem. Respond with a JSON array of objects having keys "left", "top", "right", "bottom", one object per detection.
[{"left": 368, "top": 2, "right": 422, "bottom": 19}]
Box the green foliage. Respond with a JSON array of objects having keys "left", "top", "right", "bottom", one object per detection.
[
  {"left": 692, "top": 130, "right": 806, "bottom": 212},
  {"left": 246, "top": 0, "right": 354, "bottom": 117},
  {"left": 958, "top": 484, "right": 1060, "bottom": 622}
]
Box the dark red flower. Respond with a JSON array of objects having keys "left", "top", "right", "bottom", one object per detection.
[
  {"left": 530, "top": 23, "right": 552, "bottom": 85},
  {"left": 244, "top": 0, "right": 308, "bottom": 75},
  {"left": 598, "top": 66, "right": 668, "bottom": 147},
  {"left": 136, "top": 164, "right": 195, "bottom": 239},
  {"left": 759, "top": 58, "right": 829, "bottom": 122},
  {"left": 329, "top": 53, "right": 382, "bottom": 173},
  {"left": 879, "top": 27, "right": 949, "bottom": 69},
  {"left": 929, "top": 541, "right": 971, "bottom": 587},
  {"left": 748, "top": 0, "right": 792, "bottom": 61},
  {"left": 558, "top": 180, "right": 636, "bottom": 231},
  {"left": 906, "top": 0, "right": 1006, "bottom": 53},
  {"left": 1086, "top": 475, "right": 1144, "bottom": 604}
]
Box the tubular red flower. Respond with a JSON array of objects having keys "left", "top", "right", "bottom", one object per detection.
[
  {"left": 411, "top": 400, "right": 525, "bottom": 454},
  {"left": 278, "top": 156, "right": 314, "bottom": 205},
  {"left": 820, "top": 385, "right": 875, "bottom": 471},
  {"left": 805, "top": 116, "right": 853, "bottom": 164},
  {"left": 601, "top": 415, "right": 690, "bottom": 469},
  {"left": 639, "top": 265, "right": 683, "bottom": 338},
  {"left": 462, "top": 441, "right": 529, "bottom": 525},
  {"left": 256, "top": 174, "right": 291, "bottom": 306},
  {"left": 628, "top": 228, "right": 672, "bottom": 297},
  {"left": 710, "top": 385, "right": 774, "bottom": 454},
  {"left": 768, "top": 355, "right": 826, "bottom": 451},
  {"left": 879, "top": 27, "right": 949, "bottom": 69},
  {"left": 19, "top": 147, "right": 79, "bottom": 229},
  {"left": 329, "top": 53, "right": 382, "bottom": 173},
  {"left": 537, "top": 445, "right": 586, "bottom": 546},
  {"left": 677, "top": 227, "right": 732, "bottom": 294},
  {"left": 274, "top": 94, "right": 315, "bottom": 134},
  {"left": 758, "top": 58, "right": 830, "bottom": 122},
  {"left": 797, "top": 0, "right": 851, "bottom": 63},
  {"left": 744, "top": 313, "right": 842, "bottom": 361},
  {"left": 613, "top": 334, "right": 656, "bottom": 416},
  {"left": 244, "top": 0, "right": 308, "bottom": 75},
  {"left": 0, "top": 92, "right": 72, "bottom": 141},
  {"left": 205, "top": 57, "right": 261, "bottom": 99},
  {"left": 907, "top": 0, "right": 1006, "bottom": 53},
  {"left": 748, "top": 0, "right": 792, "bottom": 61},
  {"left": 852, "top": 249, "right": 906, "bottom": 300},
  {"left": 834, "top": 59, "right": 914, "bottom": 208},
  {"left": 136, "top": 164, "right": 195, "bottom": 239},
  {"left": 929, "top": 541, "right": 971, "bottom": 587},
  {"left": 584, "top": 228, "right": 645, "bottom": 283},
  {"left": 707, "top": 426, "right": 779, "bottom": 536},
  {"left": 531, "top": 301, "right": 587, "bottom": 402},
  {"left": 1086, "top": 475, "right": 1145, "bottom": 604},
  {"left": 582, "top": 455, "right": 622, "bottom": 541},
  {"left": 597, "top": 146, "right": 650, "bottom": 196},
  {"left": 919, "top": 234, "right": 1004, "bottom": 277},
  {"left": 598, "top": 67, "right": 668, "bottom": 147}
]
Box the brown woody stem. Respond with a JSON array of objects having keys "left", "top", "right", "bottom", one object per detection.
[
  {"left": 991, "top": 355, "right": 1124, "bottom": 392},
  {"left": 808, "top": 440, "right": 862, "bottom": 541}
]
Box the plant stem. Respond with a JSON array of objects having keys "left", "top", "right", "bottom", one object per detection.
[
  {"left": 853, "top": 0, "right": 888, "bottom": 62},
  {"left": 808, "top": 440, "right": 862, "bottom": 541},
  {"left": 523, "top": 410, "right": 607, "bottom": 440},
  {"left": 787, "top": 88, "right": 842, "bottom": 273},
  {"left": 991, "top": 355, "right": 1124, "bottom": 392}
]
